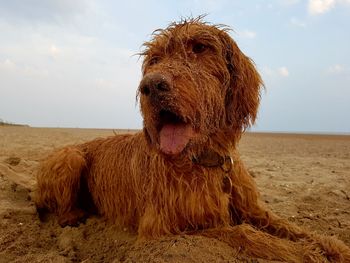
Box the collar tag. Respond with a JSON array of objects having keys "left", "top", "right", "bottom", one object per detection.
[{"left": 221, "top": 156, "right": 233, "bottom": 173}]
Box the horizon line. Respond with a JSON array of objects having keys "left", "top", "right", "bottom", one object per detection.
[{"left": 2, "top": 123, "right": 349, "bottom": 136}]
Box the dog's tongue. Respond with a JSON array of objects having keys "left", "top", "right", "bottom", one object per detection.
[{"left": 159, "top": 123, "right": 194, "bottom": 155}]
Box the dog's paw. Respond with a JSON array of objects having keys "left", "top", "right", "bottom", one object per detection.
[{"left": 58, "top": 209, "right": 87, "bottom": 227}]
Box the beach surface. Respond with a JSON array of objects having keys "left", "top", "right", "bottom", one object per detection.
[{"left": 1, "top": 126, "right": 349, "bottom": 262}]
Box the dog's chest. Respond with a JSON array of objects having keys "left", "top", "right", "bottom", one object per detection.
[{"left": 160, "top": 168, "right": 231, "bottom": 230}]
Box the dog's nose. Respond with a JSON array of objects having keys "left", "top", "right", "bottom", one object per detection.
[{"left": 139, "top": 73, "right": 171, "bottom": 96}]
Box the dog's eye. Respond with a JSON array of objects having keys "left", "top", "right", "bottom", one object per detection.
[
  {"left": 149, "top": 57, "right": 160, "bottom": 66},
  {"left": 192, "top": 43, "right": 207, "bottom": 54}
]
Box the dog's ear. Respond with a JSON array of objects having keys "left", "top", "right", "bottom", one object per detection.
[{"left": 220, "top": 32, "right": 263, "bottom": 131}]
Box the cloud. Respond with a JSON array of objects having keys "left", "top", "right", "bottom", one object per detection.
[
  {"left": 49, "top": 45, "right": 61, "bottom": 59},
  {"left": 23, "top": 67, "right": 49, "bottom": 78},
  {"left": 0, "top": 59, "right": 16, "bottom": 71},
  {"left": 263, "top": 66, "right": 290, "bottom": 77},
  {"left": 308, "top": 0, "right": 336, "bottom": 15},
  {"left": 327, "top": 64, "right": 347, "bottom": 74},
  {"left": 95, "top": 78, "right": 115, "bottom": 90},
  {"left": 278, "top": 67, "right": 290, "bottom": 77},
  {"left": 0, "top": 0, "right": 91, "bottom": 24},
  {"left": 238, "top": 30, "right": 257, "bottom": 39},
  {"left": 0, "top": 11, "right": 142, "bottom": 129},
  {"left": 290, "top": 17, "right": 306, "bottom": 27},
  {"left": 0, "top": 58, "right": 50, "bottom": 78}
]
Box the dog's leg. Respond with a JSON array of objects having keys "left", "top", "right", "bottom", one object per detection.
[
  {"left": 35, "top": 146, "right": 87, "bottom": 227},
  {"left": 230, "top": 161, "right": 350, "bottom": 261},
  {"left": 194, "top": 224, "right": 329, "bottom": 262},
  {"left": 246, "top": 206, "right": 350, "bottom": 261},
  {"left": 138, "top": 206, "right": 312, "bottom": 261},
  {"left": 231, "top": 160, "right": 315, "bottom": 239},
  {"left": 137, "top": 205, "right": 173, "bottom": 239}
]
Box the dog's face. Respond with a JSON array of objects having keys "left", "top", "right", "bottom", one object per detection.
[{"left": 138, "top": 19, "right": 263, "bottom": 156}]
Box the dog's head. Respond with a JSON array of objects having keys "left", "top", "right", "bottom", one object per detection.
[{"left": 138, "top": 18, "right": 263, "bottom": 156}]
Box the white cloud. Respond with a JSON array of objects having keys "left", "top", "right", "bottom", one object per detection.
[
  {"left": 23, "top": 67, "right": 49, "bottom": 78},
  {"left": 0, "top": 13, "right": 142, "bottom": 129},
  {"left": 0, "top": 58, "right": 50, "bottom": 78},
  {"left": 308, "top": 0, "right": 336, "bottom": 15},
  {"left": 278, "top": 67, "right": 290, "bottom": 77},
  {"left": 328, "top": 64, "right": 347, "bottom": 74},
  {"left": 262, "top": 66, "right": 290, "bottom": 77},
  {"left": 308, "top": 0, "right": 336, "bottom": 14},
  {"left": 95, "top": 78, "right": 114, "bottom": 89},
  {"left": 238, "top": 30, "right": 257, "bottom": 39},
  {"left": 290, "top": 17, "right": 306, "bottom": 27},
  {"left": 49, "top": 45, "right": 61, "bottom": 59},
  {"left": 339, "top": 0, "right": 350, "bottom": 4},
  {"left": 0, "top": 0, "right": 92, "bottom": 24},
  {"left": 0, "top": 59, "right": 16, "bottom": 71}
]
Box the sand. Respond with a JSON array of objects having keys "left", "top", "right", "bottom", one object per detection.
[{"left": 0, "top": 126, "right": 349, "bottom": 262}]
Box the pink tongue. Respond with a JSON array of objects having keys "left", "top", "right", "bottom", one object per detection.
[{"left": 159, "top": 123, "right": 194, "bottom": 155}]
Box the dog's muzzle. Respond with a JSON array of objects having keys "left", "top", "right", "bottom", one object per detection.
[
  {"left": 139, "top": 72, "right": 171, "bottom": 99},
  {"left": 139, "top": 73, "right": 196, "bottom": 156}
]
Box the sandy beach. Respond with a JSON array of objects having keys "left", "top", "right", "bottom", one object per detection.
[{"left": 1, "top": 126, "right": 349, "bottom": 262}]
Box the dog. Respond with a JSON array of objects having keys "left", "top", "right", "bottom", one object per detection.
[{"left": 35, "top": 18, "right": 350, "bottom": 262}]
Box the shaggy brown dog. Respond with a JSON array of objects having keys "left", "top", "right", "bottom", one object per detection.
[{"left": 35, "top": 18, "right": 350, "bottom": 262}]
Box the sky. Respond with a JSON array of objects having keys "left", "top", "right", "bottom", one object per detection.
[{"left": 0, "top": 0, "right": 349, "bottom": 133}]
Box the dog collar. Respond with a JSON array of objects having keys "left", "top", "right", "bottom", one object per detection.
[
  {"left": 192, "top": 149, "right": 233, "bottom": 172},
  {"left": 192, "top": 149, "right": 233, "bottom": 194}
]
